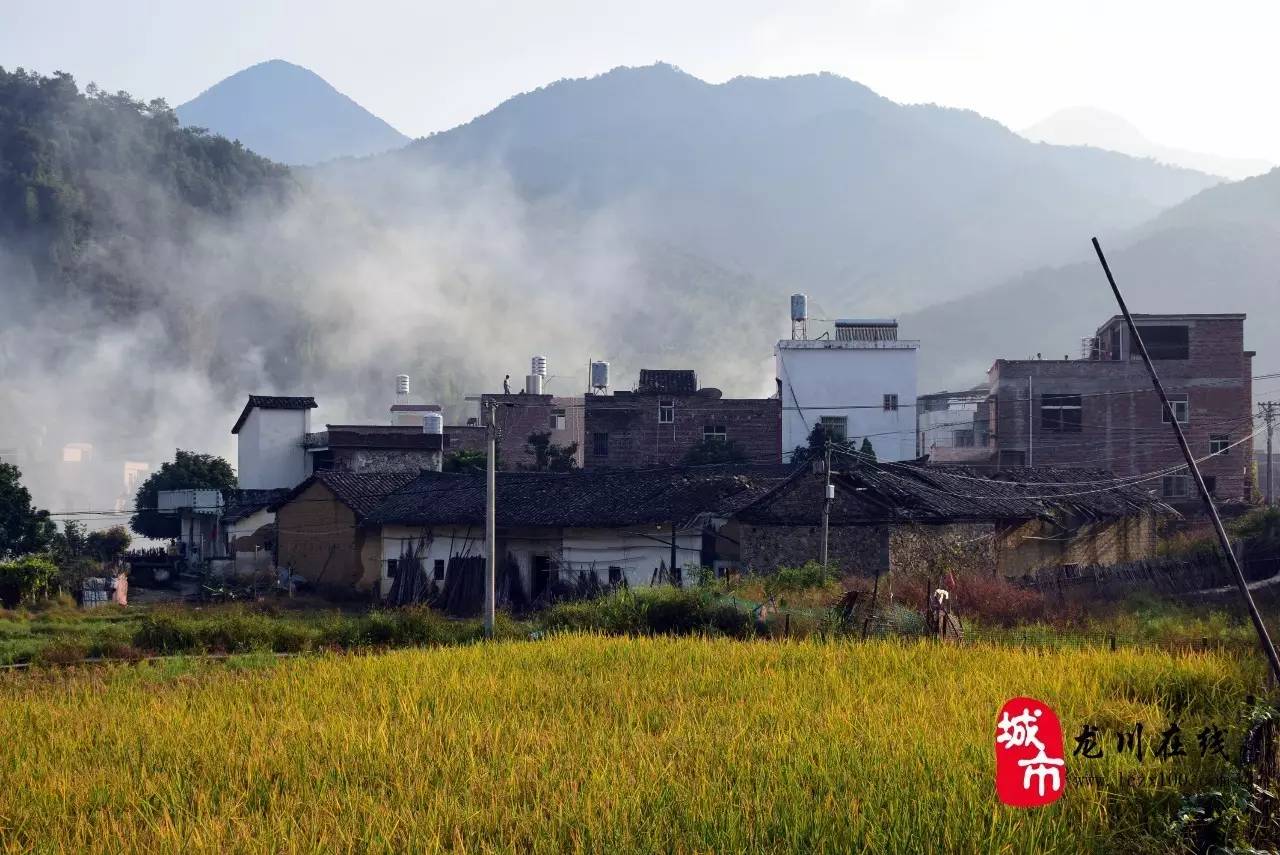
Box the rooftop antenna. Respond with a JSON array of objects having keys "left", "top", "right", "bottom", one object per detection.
[{"left": 1093, "top": 236, "right": 1280, "bottom": 684}]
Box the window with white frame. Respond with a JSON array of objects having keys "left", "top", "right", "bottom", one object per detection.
[
  {"left": 549, "top": 408, "right": 566, "bottom": 431},
  {"left": 883, "top": 393, "right": 899, "bottom": 412},
  {"left": 1209, "top": 434, "right": 1230, "bottom": 455},
  {"left": 703, "top": 425, "right": 727, "bottom": 442},
  {"left": 1161, "top": 394, "right": 1189, "bottom": 425},
  {"left": 658, "top": 399, "right": 674, "bottom": 424}
]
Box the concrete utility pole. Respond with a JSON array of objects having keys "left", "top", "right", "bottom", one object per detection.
[
  {"left": 1261, "top": 402, "right": 1277, "bottom": 506},
  {"left": 1094, "top": 237, "right": 1280, "bottom": 684},
  {"left": 484, "top": 400, "right": 497, "bottom": 638},
  {"left": 820, "top": 441, "right": 833, "bottom": 566}
]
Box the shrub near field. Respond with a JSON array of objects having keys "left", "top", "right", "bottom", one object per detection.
[{"left": 0, "top": 636, "right": 1264, "bottom": 854}]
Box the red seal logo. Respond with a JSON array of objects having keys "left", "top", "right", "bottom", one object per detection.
[{"left": 995, "top": 696, "right": 1067, "bottom": 807}]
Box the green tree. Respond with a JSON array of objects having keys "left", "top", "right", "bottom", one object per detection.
[
  {"left": 87, "top": 525, "right": 131, "bottom": 562},
  {"left": 0, "top": 463, "right": 54, "bottom": 558},
  {"left": 443, "top": 449, "right": 488, "bottom": 474},
  {"left": 131, "top": 450, "right": 236, "bottom": 540},
  {"left": 791, "top": 423, "right": 837, "bottom": 466},
  {"left": 0, "top": 555, "right": 58, "bottom": 607},
  {"left": 859, "top": 437, "right": 877, "bottom": 461},
  {"left": 524, "top": 431, "right": 579, "bottom": 472},
  {"left": 682, "top": 437, "right": 749, "bottom": 466}
]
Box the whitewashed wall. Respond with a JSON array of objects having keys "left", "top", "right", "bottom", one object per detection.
[
  {"left": 777, "top": 341, "right": 919, "bottom": 461},
  {"left": 237, "top": 408, "right": 311, "bottom": 490}
]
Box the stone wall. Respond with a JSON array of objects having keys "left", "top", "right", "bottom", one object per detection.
[{"left": 737, "top": 522, "right": 890, "bottom": 575}]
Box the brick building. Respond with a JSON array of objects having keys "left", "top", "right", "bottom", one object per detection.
[
  {"left": 478, "top": 393, "right": 585, "bottom": 470},
  {"left": 581, "top": 370, "right": 780, "bottom": 468},
  {"left": 984, "top": 314, "right": 1254, "bottom": 503}
]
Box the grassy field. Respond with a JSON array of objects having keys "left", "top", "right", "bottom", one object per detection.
[{"left": 0, "top": 635, "right": 1265, "bottom": 853}]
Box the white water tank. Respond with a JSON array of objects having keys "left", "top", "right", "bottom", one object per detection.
[
  {"left": 590, "top": 361, "right": 610, "bottom": 392},
  {"left": 531, "top": 356, "right": 547, "bottom": 377},
  {"left": 396, "top": 374, "right": 410, "bottom": 398},
  {"left": 525, "top": 374, "right": 544, "bottom": 395},
  {"left": 790, "top": 294, "right": 808, "bottom": 323},
  {"left": 422, "top": 412, "right": 444, "bottom": 435}
]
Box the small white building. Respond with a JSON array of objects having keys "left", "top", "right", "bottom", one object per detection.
[
  {"left": 776, "top": 317, "right": 920, "bottom": 462},
  {"left": 231, "top": 396, "right": 317, "bottom": 490}
]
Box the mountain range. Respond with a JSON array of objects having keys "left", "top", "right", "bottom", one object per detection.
[
  {"left": 175, "top": 59, "right": 409, "bottom": 165},
  {"left": 382, "top": 63, "right": 1218, "bottom": 311},
  {"left": 1023, "top": 107, "right": 1272, "bottom": 181}
]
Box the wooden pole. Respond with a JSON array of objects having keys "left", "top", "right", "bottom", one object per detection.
[{"left": 1093, "top": 237, "right": 1280, "bottom": 684}]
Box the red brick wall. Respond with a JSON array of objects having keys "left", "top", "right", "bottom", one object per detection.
[
  {"left": 583, "top": 392, "right": 781, "bottom": 468},
  {"left": 481, "top": 394, "right": 584, "bottom": 470}
]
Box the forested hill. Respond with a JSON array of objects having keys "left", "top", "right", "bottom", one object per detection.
[{"left": 0, "top": 67, "right": 291, "bottom": 314}]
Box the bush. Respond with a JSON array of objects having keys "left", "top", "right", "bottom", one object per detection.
[
  {"left": 0, "top": 556, "right": 58, "bottom": 607},
  {"left": 763, "top": 562, "right": 834, "bottom": 600},
  {"left": 643, "top": 588, "right": 709, "bottom": 634},
  {"left": 895, "top": 571, "right": 1046, "bottom": 628},
  {"left": 707, "top": 602, "right": 752, "bottom": 638},
  {"left": 133, "top": 615, "right": 201, "bottom": 653}
]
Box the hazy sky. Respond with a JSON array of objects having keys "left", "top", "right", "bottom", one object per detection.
[{"left": 3, "top": 0, "right": 1278, "bottom": 160}]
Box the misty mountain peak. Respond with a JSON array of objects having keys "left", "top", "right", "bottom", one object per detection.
[{"left": 176, "top": 59, "right": 409, "bottom": 165}]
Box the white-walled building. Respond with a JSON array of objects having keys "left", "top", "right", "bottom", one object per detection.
[
  {"left": 776, "top": 319, "right": 920, "bottom": 461},
  {"left": 916, "top": 386, "right": 990, "bottom": 462},
  {"left": 231, "top": 396, "right": 317, "bottom": 490}
]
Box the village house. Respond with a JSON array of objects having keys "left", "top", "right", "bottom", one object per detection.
[
  {"left": 981, "top": 314, "right": 1254, "bottom": 505},
  {"left": 728, "top": 460, "right": 1174, "bottom": 580},
  {"left": 271, "top": 470, "right": 417, "bottom": 595},
  {"left": 365, "top": 466, "right": 793, "bottom": 601},
  {"left": 581, "top": 369, "right": 780, "bottom": 468},
  {"left": 777, "top": 303, "right": 920, "bottom": 463}
]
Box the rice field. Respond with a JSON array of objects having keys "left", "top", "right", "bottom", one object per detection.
[{"left": 0, "top": 635, "right": 1265, "bottom": 853}]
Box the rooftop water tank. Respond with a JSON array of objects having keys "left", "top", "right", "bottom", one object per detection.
[
  {"left": 790, "top": 294, "right": 808, "bottom": 323},
  {"left": 396, "top": 374, "right": 411, "bottom": 397},
  {"left": 532, "top": 356, "right": 548, "bottom": 377},
  {"left": 422, "top": 412, "right": 444, "bottom": 435},
  {"left": 590, "top": 361, "right": 610, "bottom": 392}
]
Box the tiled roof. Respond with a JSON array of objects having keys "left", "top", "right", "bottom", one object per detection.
[
  {"left": 223, "top": 488, "right": 291, "bottom": 523},
  {"left": 272, "top": 470, "right": 418, "bottom": 520},
  {"left": 734, "top": 461, "right": 1174, "bottom": 526},
  {"left": 231, "top": 395, "right": 317, "bottom": 434},
  {"left": 367, "top": 465, "right": 794, "bottom": 528},
  {"left": 305, "top": 426, "right": 442, "bottom": 451}
]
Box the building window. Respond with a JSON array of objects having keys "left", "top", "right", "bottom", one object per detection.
[
  {"left": 658, "top": 400, "right": 674, "bottom": 424},
  {"left": 1203, "top": 476, "right": 1217, "bottom": 497},
  {"left": 1162, "top": 475, "right": 1190, "bottom": 498},
  {"left": 1161, "top": 394, "right": 1190, "bottom": 425},
  {"left": 1135, "top": 325, "right": 1190, "bottom": 360},
  {"left": 433, "top": 559, "right": 446, "bottom": 581},
  {"left": 550, "top": 408, "right": 566, "bottom": 431},
  {"left": 592, "top": 432, "right": 609, "bottom": 457},
  {"left": 1040, "top": 394, "right": 1082, "bottom": 432},
  {"left": 386, "top": 558, "right": 399, "bottom": 578},
  {"left": 608, "top": 566, "right": 623, "bottom": 585},
  {"left": 1209, "top": 434, "right": 1230, "bottom": 455},
  {"left": 819, "top": 416, "right": 848, "bottom": 443},
  {"left": 704, "top": 425, "right": 727, "bottom": 442},
  {"left": 953, "top": 429, "right": 975, "bottom": 448},
  {"left": 883, "top": 393, "right": 899, "bottom": 412}
]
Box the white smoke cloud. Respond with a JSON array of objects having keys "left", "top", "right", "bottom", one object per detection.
[{"left": 0, "top": 151, "right": 783, "bottom": 519}]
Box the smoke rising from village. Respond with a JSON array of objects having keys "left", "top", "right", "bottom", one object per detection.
[{"left": 0, "top": 149, "right": 782, "bottom": 515}]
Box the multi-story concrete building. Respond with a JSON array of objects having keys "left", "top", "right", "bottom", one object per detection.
[
  {"left": 582, "top": 369, "right": 780, "bottom": 469},
  {"left": 776, "top": 318, "right": 920, "bottom": 462},
  {"left": 916, "top": 385, "right": 990, "bottom": 462},
  {"left": 984, "top": 314, "right": 1254, "bottom": 503}
]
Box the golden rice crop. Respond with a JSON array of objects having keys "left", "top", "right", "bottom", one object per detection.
[{"left": 0, "top": 635, "right": 1263, "bottom": 853}]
